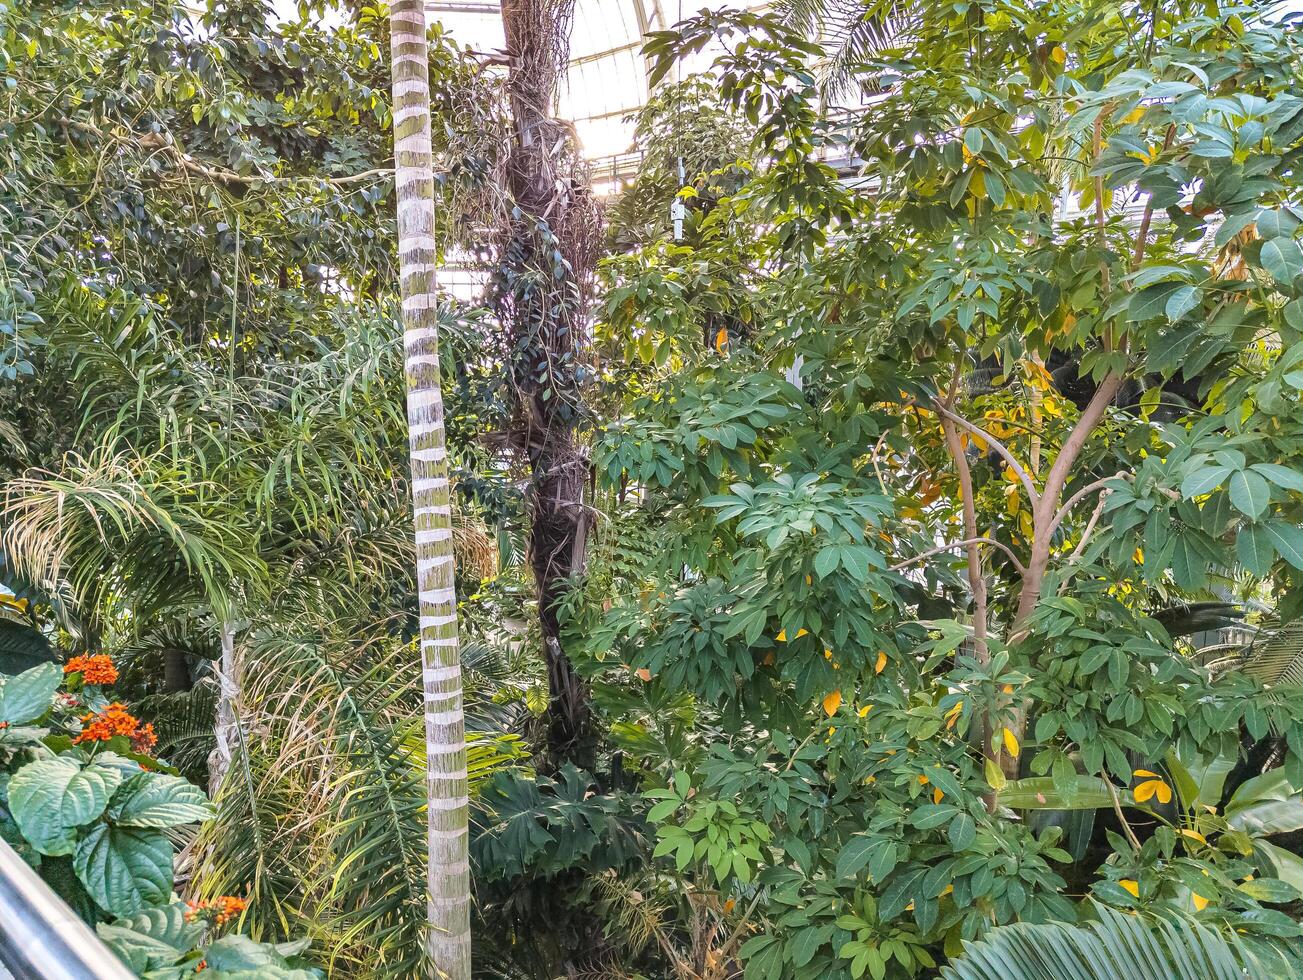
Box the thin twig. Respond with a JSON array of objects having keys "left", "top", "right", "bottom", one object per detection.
[
  {"left": 1045, "top": 472, "right": 1127, "bottom": 539},
  {"left": 1107, "top": 779, "right": 1142, "bottom": 852},
  {"left": 891, "top": 536, "right": 1027, "bottom": 577}
]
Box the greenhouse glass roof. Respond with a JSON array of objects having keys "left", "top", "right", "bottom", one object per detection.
[{"left": 429, "top": 1, "right": 766, "bottom": 159}]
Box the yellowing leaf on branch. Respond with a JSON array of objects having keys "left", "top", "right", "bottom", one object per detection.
[
  {"left": 1002, "top": 727, "right": 1021, "bottom": 758},
  {"left": 1133, "top": 769, "right": 1172, "bottom": 804},
  {"left": 875, "top": 651, "right": 888, "bottom": 674},
  {"left": 944, "top": 702, "right": 963, "bottom": 729},
  {"left": 1119, "top": 879, "right": 1140, "bottom": 898},
  {"left": 822, "top": 690, "right": 842, "bottom": 717}
]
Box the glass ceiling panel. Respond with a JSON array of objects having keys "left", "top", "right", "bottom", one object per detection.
[{"left": 429, "top": 1, "right": 765, "bottom": 159}]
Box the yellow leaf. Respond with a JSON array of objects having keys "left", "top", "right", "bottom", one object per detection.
[
  {"left": 1180, "top": 829, "right": 1207, "bottom": 844},
  {"left": 1192, "top": 893, "right": 1209, "bottom": 911},
  {"left": 858, "top": 704, "right": 873, "bottom": 717},
  {"left": 1002, "top": 683, "right": 1014, "bottom": 695},
  {"left": 1123, "top": 106, "right": 1146, "bottom": 124},
  {"left": 1050, "top": 45, "right": 1066, "bottom": 64},
  {"left": 724, "top": 898, "right": 736, "bottom": 913},
  {"left": 933, "top": 787, "right": 944, "bottom": 804},
  {"left": 776, "top": 630, "right": 786, "bottom": 642},
  {"left": 823, "top": 690, "right": 842, "bottom": 717},
  {"left": 918, "top": 774, "right": 929, "bottom": 785},
  {"left": 944, "top": 702, "right": 964, "bottom": 729},
  {"left": 715, "top": 327, "right": 729, "bottom": 352},
  {"left": 1133, "top": 769, "right": 1159, "bottom": 778},
  {"left": 1134, "top": 778, "right": 1172, "bottom": 804},
  {"left": 1002, "top": 727, "right": 1021, "bottom": 758},
  {"left": 875, "top": 651, "right": 888, "bottom": 674},
  {"left": 824, "top": 649, "right": 833, "bottom": 660},
  {"left": 1119, "top": 879, "right": 1140, "bottom": 898}
]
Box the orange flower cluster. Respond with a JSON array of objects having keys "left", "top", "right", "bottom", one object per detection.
[
  {"left": 184, "top": 896, "right": 248, "bottom": 926},
  {"left": 73, "top": 702, "right": 157, "bottom": 755},
  {"left": 64, "top": 654, "right": 118, "bottom": 685},
  {"left": 64, "top": 654, "right": 119, "bottom": 682}
]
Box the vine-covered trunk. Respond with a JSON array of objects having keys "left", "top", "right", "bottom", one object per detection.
[
  {"left": 388, "top": 1, "right": 471, "bottom": 975},
  {"left": 498, "top": 0, "right": 600, "bottom": 769}
]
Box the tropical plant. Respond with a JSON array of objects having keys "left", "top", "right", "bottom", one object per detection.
[{"left": 939, "top": 902, "right": 1297, "bottom": 980}]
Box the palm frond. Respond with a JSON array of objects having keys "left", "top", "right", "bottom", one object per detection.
[
  {"left": 777, "top": 0, "right": 919, "bottom": 97},
  {"left": 1, "top": 448, "right": 265, "bottom": 622},
  {"left": 1243, "top": 619, "right": 1303, "bottom": 687},
  {"left": 939, "top": 904, "right": 1278, "bottom": 980}
]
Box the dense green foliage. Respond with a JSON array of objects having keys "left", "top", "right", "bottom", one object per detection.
[{"left": 5, "top": 0, "right": 1303, "bottom": 977}]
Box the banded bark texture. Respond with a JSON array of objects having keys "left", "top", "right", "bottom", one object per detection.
[{"left": 388, "top": 2, "right": 471, "bottom": 976}]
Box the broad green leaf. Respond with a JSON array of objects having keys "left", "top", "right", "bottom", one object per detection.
[
  {"left": 836, "top": 835, "right": 876, "bottom": 877},
  {"left": 106, "top": 773, "right": 213, "bottom": 828},
  {"left": 1262, "top": 523, "right": 1303, "bottom": 569},
  {"left": 9, "top": 757, "right": 123, "bottom": 856},
  {"left": 1164, "top": 285, "right": 1200, "bottom": 321},
  {"left": 0, "top": 662, "right": 61, "bottom": 725},
  {"left": 1180, "top": 465, "right": 1232, "bottom": 499},
  {"left": 1258, "top": 237, "right": 1303, "bottom": 286},
  {"left": 1237, "top": 522, "right": 1275, "bottom": 577},
  {"left": 1256, "top": 208, "right": 1300, "bottom": 240},
  {"left": 1228, "top": 469, "right": 1270, "bottom": 519},
  {"left": 73, "top": 824, "right": 173, "bottom": 918},
  {"left": 97, "top": 903, "right": 204, "bottom": 973},
  {"left": 1250, "top": 463, "right": 1303, "bottom": 493},
  {"left": 949, "top": 813, "right": 976, "bottom": 851},
  {"left": 1237, "top": 877, "right": 1298, "bottom": 904}
]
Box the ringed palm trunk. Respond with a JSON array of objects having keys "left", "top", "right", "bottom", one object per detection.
[{"left": 388, "top": 3, "right": 472, "bottom": 976}]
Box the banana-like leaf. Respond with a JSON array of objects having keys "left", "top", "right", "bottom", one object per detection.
[
  {"left": 1001, "top": 776, "right": 1132, "bottom": 810},
  {"left": 940, "top": 904, "right": 1271, "bottom": 980},
  {"left": 1226, "top": 770, "right": 1303, "bottom": 836},
  {"left": 1255, "top": 840, "right": 1303, "bottom": 893},
  {"left": 1167, "top": 748, "right": 1235, "bottom": 811}
]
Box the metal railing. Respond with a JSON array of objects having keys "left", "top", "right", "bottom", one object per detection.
[{"left": 0, "top": 837, "right": 135, "bottom": 980}]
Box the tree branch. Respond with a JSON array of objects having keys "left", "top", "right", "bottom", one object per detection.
[
  {"left": 890, "top": 537, "right": 1027, "bottom": 577},
  {"left": 931, "top": 401, "right": 1040, "bottom": 507},
  {"left": 59, "top": 117, "right": 397, "bottom": 188},
  {"left": 1045, "top": 472, "right": 1126, "bottom": 539}
]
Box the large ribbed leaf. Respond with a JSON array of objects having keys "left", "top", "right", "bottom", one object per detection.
[
  {"left": 939, "top": 905, "right": 1269, "bottom": 980},
  {"left": 0, "top": 619, "right": 53, "bottom": 674}
]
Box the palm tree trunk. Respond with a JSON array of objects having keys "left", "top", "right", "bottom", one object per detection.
[
  {"left": 208, "top": 622, "right": 239, "bottom": 797},
  {"left": 387, "top": 2, "right": 472, "bottom": 976}
]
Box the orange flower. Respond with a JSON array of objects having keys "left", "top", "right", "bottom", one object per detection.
[
  {"left": 64, "top": 654, "right": 118, "bottom": 685},
  {"left": 131, "top": 722, "right": 158, "bottom": 755},
  {"left": 186, "top": 897, "right": 248, "bottom": 927},
  {"left": 73, "top": 703, "right": 155, "bottom": 756}
]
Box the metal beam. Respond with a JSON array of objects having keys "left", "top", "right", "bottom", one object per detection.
[
  {"left": 429, "top": 1, "right": 501, "bottom": 13},
  {"left": 0, "top": 837, "right": 135, "bottom": 980}
]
